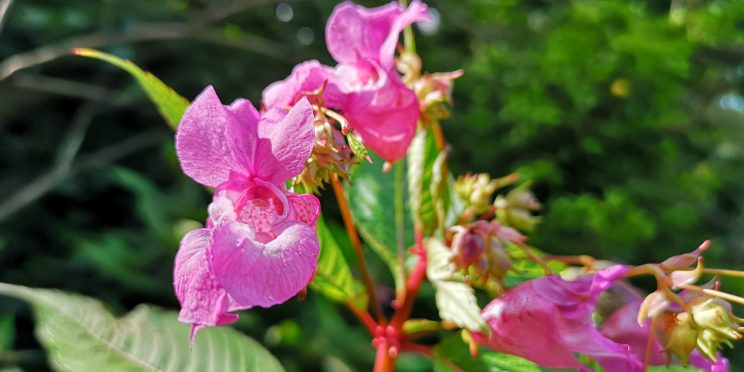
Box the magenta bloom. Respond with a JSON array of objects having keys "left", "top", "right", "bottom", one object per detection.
[
  {"left": 173, "top": 86, "right": 320, "bottom": 336},
  {"left": 263, "top": 1, "right": 429, "bottom": 162},
  {"left": 473, "top": 265, "right": 643, "bottom": 371},
  {"left": 601, "top": 301, "right": 730, "bottom": 372}
]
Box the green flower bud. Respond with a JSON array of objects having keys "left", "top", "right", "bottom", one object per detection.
[{"left": 664, "top": 312, "right": 698, "bottom": 365}]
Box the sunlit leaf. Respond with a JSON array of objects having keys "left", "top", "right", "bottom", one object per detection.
[
  {"left": 0, "top": 283, "right": 283, "bottom": 372},
  {"left": 407, "top": 128, "right": 444, "bottom": 234},
  {"left": 426, "top": 238, "right": 487, "bottom": 332},
  {"left": 73, "top": 48, "right": 189, "bottom": 129},
  {"left": 311, "top": 216, "right": 367, "bottom": 309},
  {"left": 347, "top": 153, "right": 413, "bottom": 291}
]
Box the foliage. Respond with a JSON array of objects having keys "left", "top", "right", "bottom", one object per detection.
[{"left": 1, "top": 0, "right": 743, "bottom": 371}]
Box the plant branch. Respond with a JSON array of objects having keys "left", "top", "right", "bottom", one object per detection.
[
  {"left": 0, "top": 0, "right": 289, "bottom": 80},
  {"left": 346, "top": 302, "right": 377, "bottom": 335},
  {"left": 678, "top": 284, "right": 744, "bottom": 306},
  {"left": 0, "top": 0, "right": 12, "bottom": 36},
  {"left": 330, "top": 174, "right": 385, "bottom": 321},
  {"left": 0, "top": 125, "right": 163, "bottom": 221}
]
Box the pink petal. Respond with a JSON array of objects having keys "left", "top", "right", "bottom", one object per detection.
[
  {"left": 344, "top": 74, "right": 420, "bottom": 161},
  {"left": 209, "top": 221, "right": 319, "bottom": 310},
  {"left": 326, "top": 0, "right": 429, "bottom": 69},
  {"left": 288, "top": 193, "right": 321, "bottom": 226},
  {"left": 175, "top": 86, "right": 258, "bottom": 187},
  {"left": 262, "top": 60, "right": 348, "bottom": 109},
  {"left": 254, "top": 98, "right": 316, "bottom": 184},
  {"left": 600, "top": 301, "right": 668, "bottom": 366},
  {"left": 474, "top": 265, "right": 642, "bottom": 371},
  {"left": 174, "top": 229, "right": 238, "bottom": 329}
]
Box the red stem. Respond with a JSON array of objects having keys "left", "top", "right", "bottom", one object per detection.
[
  {"left": 391, "top": 233, "right": 428, "bottom": 329},
  {"left": 331, "top": 174, "right": 385, "bottom": 321},
  {"left": 373, "top": 339, "right": 396, "bottom": 372},
  {"left": 347, "top": 302, "right": 377, "bottom": 336}
]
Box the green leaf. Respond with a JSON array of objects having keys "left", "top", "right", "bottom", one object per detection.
[
  {"left": 647, "top": 366, "right": 702, "bottom": 372},
  {"left": 346, "top": 132, "right": 370, "bottom": 162},
  {"left": 0, "top": 283, "right": 283, "bottom": 372},
  {"left": 479, "top": 352, "right": 541, "bottom": 372},
  {"left": 504, "top": 245, "right": 567, "bottom": 287},
  {"left": 433, "top": 334, "right": 488, "bottom": 372},
  {"left": 426, "top": 238, "right": 487, "bottom": 332},
  {"left": 311, "top": 216, "right": 367, "bottom": 309},
  {"left": 347, "top": 153, "right": 413, "bottom": 291},
  {"left": 434, "top": 335, "right": 543, "bottom": 372},
  {"left": 407, "top": 128, "right": 444, "bottom": 234},
  {"left": 0, "top": 313, "right": 14, "bottom": 354},
  {"left": 74, "top": 48, "right": 189, "bottom": 129}
]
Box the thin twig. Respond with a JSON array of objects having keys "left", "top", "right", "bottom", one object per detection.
[
  {"left": 0, "top": 0, "right": 12, "bottom": 35},
  {"left": 0, "top": 127, "right": 163, "bottom": 221},
  {"left": 11, "top": 73, "right": 122, "bottom": 105},
  {"left": 0, "top": 0, "right": 289, "bottom": 80}
]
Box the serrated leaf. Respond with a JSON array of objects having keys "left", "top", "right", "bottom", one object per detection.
[
  {"left": 407, "top": 128, "right": 443, "bottom": 234},
  {"left": 426, "top": 239, "right": 487, "bottom": 332},
  {"left": 311, "top": 216, "right": 367, "bottom": 309},
  {"left": 0, "top": 283, "right": 283, "bottom": 372},
  {"left": 347, "top": 153, "right": 413, "bottom": 291},
  {"left": 74, "top": 48, "right": 189, "bottom": 129}
]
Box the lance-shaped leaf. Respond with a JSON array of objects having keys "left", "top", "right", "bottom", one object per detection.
[
  {"left": 311, "top": 216, "right": 367, "bottom": 309},
  {"left": 74, "top": 48, "right": 189, "bottom": 129},
  {"left": 0, "top": 283, "right": 283, "bottom": 372},
  {"left": 347, "top": 153, "right": 413, "bottom": 291},
  {"left": 407, "top": 128, "right": 444, "bottom": 234},
  {"left": 426, "top": 238, "right": 487, "bottom": 332}
]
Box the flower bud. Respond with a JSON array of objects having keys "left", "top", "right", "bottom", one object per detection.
[
  {"left": 663, "top": 312, "right": 699, "bottom": 365},
  {"left": 297, "top": 116, "right": 354, "bottom": 194},
  {"left": 455, "top": 173, "right": 499, "bottom": 215},
  {"left": 690, "top": 298, "right": 742, "bottom": 357},
  {"left": 446, "top": 220, "right": 518, "bottom": 282},
  {"left": 494, "top": 183, "right": 542, "bottom": 232}
]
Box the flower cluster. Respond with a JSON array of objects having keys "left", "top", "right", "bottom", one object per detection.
[
  {"left": 173, "top": 0, "right": 434, "bottom": 337},
  {"left": 167, "top": 1, "right": 743, "bottom": 370},
  {"left": 173, "top": 88, "right": 320, "bottom": 338}
]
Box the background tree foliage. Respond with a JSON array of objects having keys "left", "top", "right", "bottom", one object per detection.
[{"left": 0, "top": 0, "right": 742, "bottom": 370}]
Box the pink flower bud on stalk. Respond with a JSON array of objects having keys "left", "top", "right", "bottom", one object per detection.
[
  {"left": 446, "top": 220, "right": 525, "bottom": 283},
  {"left": 629, "top": 241, "right": 743, "bottom": 366},
  {"left": 494, "top": 182, "right": 542, "bottom": 232},
  {"left": 293, "top": 84, "right": 356, "bottom": 194}
]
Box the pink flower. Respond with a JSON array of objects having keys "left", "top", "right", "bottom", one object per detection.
[
  {"left": 173, "top": 86, "right": 320, "bottom": 338},
  {"left": 601, "top": 301, "right": 730, "bottom": 372},
  {"left": 263, "top": 1, "right": 429, "bottom": 162},
  {"left": 473, "top": 265, "right": 643, "bottom": 371}
]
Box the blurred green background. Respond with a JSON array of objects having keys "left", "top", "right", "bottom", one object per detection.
[{"left": 1, "top": 0, "right": 743, "bottom": 370}]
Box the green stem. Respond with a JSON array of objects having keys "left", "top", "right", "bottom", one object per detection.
[
  {"left": 399, "top": 0, "right": 416, "bottom": 54},
  {"left": 394, "top": 161, "right": 406, "bottom": 283}
]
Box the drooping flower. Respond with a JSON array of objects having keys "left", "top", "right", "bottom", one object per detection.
[
  {"left": 173, "top": 86, "right": 320, "bottom": 337},
  {"left": 473, "top": 265, "right": 644, "bottom": 371},
  {"left": 263, "top": 1, "right": 430, "bottom": 162},
  {"left": 600, "top": 300, "right": 730, "bottom": 372}
]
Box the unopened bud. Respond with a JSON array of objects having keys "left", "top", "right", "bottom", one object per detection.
[
  {"left": 664, "top": 312, "right": 698, "bottom": 365},
  {"left": 455, "top": 173, "right": 499, "bottom": 215}
]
